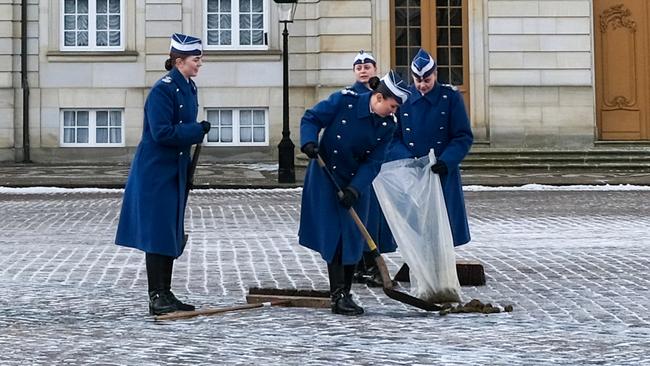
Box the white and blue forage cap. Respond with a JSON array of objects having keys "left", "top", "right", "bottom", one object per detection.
[
  {"left": 411, "top": 48, "right": 437, "bottom": 79},
  {"left": 170, "top": 33, "right": 203, "bottom": 56},
  {"left": 380, "top": 70, "right": 410, "bottom": 105},
  {"left": 353, "top": 50, "right": 376, "bottom": 66}
]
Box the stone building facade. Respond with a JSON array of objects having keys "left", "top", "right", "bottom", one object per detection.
[{"left": 1, "top": 0, "right": 647, "bottom": 163}]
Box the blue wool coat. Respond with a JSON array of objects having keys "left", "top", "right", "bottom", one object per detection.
[
  {"left": 299, "top": 90, "right": 397, "bottom": 265},
  {"left": 388, "top": 82, "right": 473, "bottom": 246},
  {"left": 349, "top": 81, "right": 372, "bottom": 94},
  {"left": 115, "top": 67, "right": 205, "bottom": 258},
  {"left": 347, "top": 80, "right": 398, "bottom": 254},
  {"left": 363, "top": 186, "right": 397, "bottom": 253}
]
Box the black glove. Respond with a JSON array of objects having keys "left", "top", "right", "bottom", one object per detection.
[
  {"left": 431, "top": 161, "right": 448, "bottom": 175},
  {"left": 301, "top": 142, "right": 319, "bottom": 159},
  {"left": 338, "top": 187, "right": 359, "bottom": 209},
  {"left": 200, "top": 120, "right": 211, "bottom": 133}
]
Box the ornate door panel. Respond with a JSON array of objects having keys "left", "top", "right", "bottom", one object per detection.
[{"left": 595, "top": 1, "right": 649, "bottom": 140}]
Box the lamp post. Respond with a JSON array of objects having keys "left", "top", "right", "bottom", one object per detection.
[{"left": 274, "top": 0, "right": 298, "bottom": 183}]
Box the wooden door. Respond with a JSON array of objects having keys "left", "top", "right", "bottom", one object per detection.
[
  {"left": 391, "top": 0, "right": 470, "bottom": 109},
  {"left": 594, "top": 1, "right": 650, "bottom": 140}
]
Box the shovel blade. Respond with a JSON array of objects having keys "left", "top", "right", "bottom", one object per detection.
[
  {"left": 373, "top": 252, "right": 442, "bottom": 311},
  {"left": 382, "top": 287, "right": 442, "bottom": 311}
]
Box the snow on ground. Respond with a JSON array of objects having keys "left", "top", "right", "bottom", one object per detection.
[{"left": 3, "top": 183, "right": 650, "bottom": 195}]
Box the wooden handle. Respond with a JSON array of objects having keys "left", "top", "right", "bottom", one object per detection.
[
  {"left": 154, "top": 300, "right": 290, "bottom": 321},
  {"left": 347, "top": 207, "right": 378, "bottom": 252},
  {"left": 315, "top": 154, "right": 392, "bottom": 289}
]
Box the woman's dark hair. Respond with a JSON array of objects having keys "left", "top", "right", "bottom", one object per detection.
[
  {"left": 368, "top": 76, "right": 396, "bottom": 102},
  {"left": 164, "top": 52, "right": 189, "bottom": 71},
  {"left": 368, "top": 76, "right": 381, "bottom": 90}
]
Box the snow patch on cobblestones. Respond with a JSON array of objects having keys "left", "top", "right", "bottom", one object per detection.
[
  {"left": 0, "top": 187, "right": 124, "bottom": 194},
  {"left": 464, "top": 184, "right": 650, "bottom": 191},
  {"left": 222, "top": 163, "right": 279, "bottom": 171},
  {"left": 4, "top": 184, "right": 650, "bottom": 196}
]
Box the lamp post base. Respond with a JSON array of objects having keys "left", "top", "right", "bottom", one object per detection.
[{"left": 278, "top": 137, "right": 296, "bottom": 183}]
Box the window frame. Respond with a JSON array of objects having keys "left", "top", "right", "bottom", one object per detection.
[
  {"left": 203, "top": 0, "right": 270, "bottom": 51},
  {"left": 60, "top": 108, "right": 126, "bottom": 147},
  {"left": 390, "top": 0, "right": 470, "bottom": 109},
  {"left": 59, "top": 0, "right": 126, "bottom": 51},
  {"left": 203, "top": 107, "right": 269, "bottom": 146}
]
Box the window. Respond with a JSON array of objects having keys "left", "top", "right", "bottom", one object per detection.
[
  {"left": 392, "top": 0, "right": 468, "bottom": 86},
  {"left": 205, "top": 108, "right": 268, "bottom": 146},
  {"left": 391, "top": 0, "right": 470, "bottom": 109},
  {"left": 61, "top": 109, "right": 124, "bottom": 146},
  {"left": 204, "top": 0, "right": 268, "bottom": 50},
  {"left": 393, "top": 0, "right": 422, "bottom": 82},
  {"left": 435, "top": 0, "right": 465, "bottom": 85},
  {"left": 61, "top": 0, "right": 124, "bottom": 50}
]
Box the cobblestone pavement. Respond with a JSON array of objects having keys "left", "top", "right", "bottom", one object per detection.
[{"left": 1, "top": 189, "right": 649, "bottom": 365}]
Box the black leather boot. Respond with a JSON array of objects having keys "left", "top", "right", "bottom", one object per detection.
[
  {"left": 343, "top": 264, "right": 364, "bottom": 314},
  {"left": 165, "top": 290, "right": 195, "bottom": 312},
  {"left": 146, "top": 252, "right": 195, "bottom": 313},
  {"left": 330, "top": 289, "right": 364, "bottom": 316},
  {"left": 352, "top": 258, "right": 367, "bottom": 283},
  {"left": 364, "top": 265, "right": 383, "bottom": 288},
  {"left": 147, "top": 253, "right": 191, "bottom": 315},
  {"left": 160, "top": 258, "right": 195, "bottom": 312},
  {"left": 149, "top": 290, "right": 177, "bottom": 315},
  {"left": 329, "top": 263, "right": 364, "bottom": 316}
]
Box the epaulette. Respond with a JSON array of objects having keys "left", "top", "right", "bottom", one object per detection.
[
  {"left": 161, "top": 76, "right": 172, "bottom": 84},
  {"left": 340, "top": 88, "right": 358, "bottom": 96},
  {"left": 441, "top": 83, "right": 458, "bottom": 91}
]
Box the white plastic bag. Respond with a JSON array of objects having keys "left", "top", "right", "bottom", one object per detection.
[{"left": 372, "top": 149, "right": 461, "bottom": 303}]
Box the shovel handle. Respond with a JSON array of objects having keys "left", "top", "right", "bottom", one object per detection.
[
  {"left": 346, "top": 204, "right": 378, "bottom": 253},
  {"left": 315, "top": 155, "right": 378, "bottom": 251},
  {"left": 315, "top": 155, "right": 393, "bottom": 288}
]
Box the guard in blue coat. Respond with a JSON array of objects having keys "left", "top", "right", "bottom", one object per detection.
[
  {"left": 345, "top": 51, "right": 391, "bottom": 285},
  {"left": 348, "top": 50, "right": 377, "bottom": 94},
  {"left": 389, "top": 48, "right": 473, "bottom": 246},
  {"left": 299, "top": 71, "right": 410, "bottom": 316},
  {"left": 115, "top": 33, "right": 211, "bottom": 315}
]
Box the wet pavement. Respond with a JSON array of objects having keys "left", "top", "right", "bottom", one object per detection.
[{"left": 1, "top": 188, "right": 649, "bottom": 365}]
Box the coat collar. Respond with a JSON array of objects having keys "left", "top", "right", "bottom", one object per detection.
[
  {"left": 351, "top": 81, "right": 371, "bottom": 93},
  {"left": 408, "top": 82, "right": 442, "bottom": 105},
  {"left": 169, "top": 67, "right": 193, "bottom": 95}
]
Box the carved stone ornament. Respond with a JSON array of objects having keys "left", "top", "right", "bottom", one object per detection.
[{"left": 600, "top": 4, "right": 637, "bottom": 33}]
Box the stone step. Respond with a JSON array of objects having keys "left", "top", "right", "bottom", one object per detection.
[
  {"left": 461, "top": 161, "right": 650, "bottom": 170},
  {"left": 465, "top": 154, "right": 650, "bottom": 162},
  {"left": 298, "top": 148, "right": 650, "bottom": 169},
  {"left": 463, "top": 148, "right": 650, "bottom": 169}
]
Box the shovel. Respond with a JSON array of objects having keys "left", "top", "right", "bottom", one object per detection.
[{"left": 315, "top": 155, "right": 441, "bottom": 311}]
